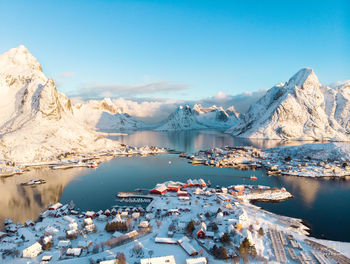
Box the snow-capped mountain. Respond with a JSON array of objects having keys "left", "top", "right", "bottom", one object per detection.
[
  {"left": 226, "top": 68, "right": 350, "bottom": 141},
  {"left": 0, "top": 45, "right": 119, "bottom": 162},
  {"left": 73, "top": 98, "right": 150, "bottom": 131},
  {"left": 156, "top": 104, "right": 239, "bottom": 131}
]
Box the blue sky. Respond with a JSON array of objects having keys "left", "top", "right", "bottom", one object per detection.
[{"left": 1, "top": 0, "right": 349, "bottom": 100}]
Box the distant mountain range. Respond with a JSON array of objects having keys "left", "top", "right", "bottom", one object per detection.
[
  {"left": 74, "top": 100, "right": 240, "bottom": 131},
  {"left": 0, "top": 46, "right": 349, "bottom": 162}
]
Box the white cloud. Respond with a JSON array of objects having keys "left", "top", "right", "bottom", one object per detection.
[
  {"left": 200, "top": 89, "right": 267, "bottom": 113},
  {"left": 70, "top": 88, "right": 267, "bottom": 123},
  {"left": 111, "top": 98, "right": 183, "bottom": 123}
]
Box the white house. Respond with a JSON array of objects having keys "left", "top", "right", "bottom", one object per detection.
[
  {"left": 138, "top": 221, "right": 149, "bottom": 228},
  {"left": 178, "top": 236, "right": 198, "bottom": 256},
  {"left": 66, "top": 247, "right": 82, "bottom": 257},
  {"left": 58, "top": 240, "right": 71, "bottom": 248},
  {"left": 238, "top": 209, "right": 249, "bottom": 227},
  {"left": 132, "top": 212, "right": 140, "bottom": 219},
  {"left": 22, "top": 242, "right": 42, "bottom": 258},
  {"left": 216, "top": 212, "right": 224, "bottom": 224}
]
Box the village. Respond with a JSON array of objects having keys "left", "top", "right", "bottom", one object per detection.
[
  {"left": 0, "top": 145, "right": 167, "bottom": 180},
  {"left": 1, "top": 178, "right": 349, "bottom": 264},
  {"left": 181, "top": 145, "right": 350, "bottom": 179}
]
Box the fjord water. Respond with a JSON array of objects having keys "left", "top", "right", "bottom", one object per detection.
[{"left": 2, "top": 130, "right": 350, "bottom": 242}]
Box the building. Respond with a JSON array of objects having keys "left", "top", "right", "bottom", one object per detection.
[
  {"left": 197, "top": 229, "right": 205, "bottom": 239},
  {"left": 141, "top": 255, "right": 176, "bottom": 264},
  {"left": 186, "top": 257, "right": 207, "bottom": 264},
  {"left": 199, "top": 179, "right": 206, "bottom": 187},
  {"left": 41, "top": 255, "right": 52, "bottom": 262},
  {"left": 177, "top": 190, "right": 188, "bottom": 196},
  {"left": 48, "top": 202, "right": 62, "bottom": 210},
  {"left": 155, "top": 237, "right": 178, "bottom": 244},
  {"left": 22, "top": 242, "right": 42, "bottom": 258},
  {"left": 78, "top": 240, "right": 92, "bottom": 249},
  {"left": 85, "top": 211, "right": 96, "bottom": 218},
  {"left": 138, "top": 221, "right": 149, "bottom": 228},
  {"left": 58, "top": 240, "right": 71, "bottom": 248},
  {"left": 66, "top": 248, "right": 82, "bottom": 257},
  {"left": 150, "top": 184, "right": 167, "bottom": 195},
  {"left": 238, "top": 209, "right": 249, "bottom": 227},
  {"left": 167, "top": 183, "right": 181, "bottom": 192},
  {"left": 178, "top": 236, "right": 198, "bottom": 256}
]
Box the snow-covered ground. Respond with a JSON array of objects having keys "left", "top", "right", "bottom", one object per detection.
[
  {"left": 182, "top": 143, "right": 350, "bottom": 178},
  {"left": 4, "top": 179, "right": 348, "bottom": 264},
  {"left": 0, "top": 180, "right": 348, "bottom": 263}
]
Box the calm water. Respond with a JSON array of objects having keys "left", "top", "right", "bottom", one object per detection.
[{"left": 2, "top": 130, "right": 350, "bottom": 242}]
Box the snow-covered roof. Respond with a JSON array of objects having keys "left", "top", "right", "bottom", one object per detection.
[
  {"left": 49, "top": 202, "right": 62, "bottom": 210},
  {"left": 22, "top": 242, "right": 42, "bottom": 258},
  {"left": 178, "top": 236, "right": 197, "bottom": 256},
  {"left": 155, "top": 237, "right": 178, "bottom": 244},
  {"left": 66, "top": 247, "right": 82, "bottom": 256},
  {"left": 186, "top": 257, "right": 207, "bottom": 264},
  {"left": 58, "top": 240, "right": 71, "bottom": 247}
]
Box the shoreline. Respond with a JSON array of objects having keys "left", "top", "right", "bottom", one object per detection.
[
  {"left": 180, "top": 144, "right": 350, "bottom": 179},
  {"left": 2, "top": 179, "right": 349, "bottom": 263}
]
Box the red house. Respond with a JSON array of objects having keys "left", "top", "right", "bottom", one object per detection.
[
  {"left": 167, "top": 183, "right": 181, "bottom": 192},
  {"left": 197, "top": 229, "right": 206, "bottom": 239},
  {"left": 150, "top": 184, "right": 167, "bottom": 195},
  {"left": 177, "top": 190, "right": 188, "bottom": 196}
]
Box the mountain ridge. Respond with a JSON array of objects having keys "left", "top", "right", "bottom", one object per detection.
[
  {"left": 226, "top": 68, "right": 350, "bottom": 141},
  {"left": 0, "top": 45, "right": 120, "bottom": 162}
]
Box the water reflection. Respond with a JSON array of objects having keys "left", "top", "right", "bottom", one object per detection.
[
  {"left": 280, "top": 176, "right": 321, "bottom": 207},
  {"left": 112, "top": 130, "right": 313, "bottom": 152},
  {"left": 2, "top": 130, "right": 350, "bottom": 241},
  {"left": 0, "top": 167, "right": 87, "bottom": 227}
]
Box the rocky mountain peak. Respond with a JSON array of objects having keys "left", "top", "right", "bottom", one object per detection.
[
  {"left": 287, "top": 68, "right": 320, "bottom": 90},
  {"left": 0, "top": 45, "right": 43, "bottom": 73}
]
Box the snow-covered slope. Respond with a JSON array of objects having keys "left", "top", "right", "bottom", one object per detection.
[
  {"left": 0, "top": 46, "right": 120, "bottom": 162},
  {"left": 73, "top": 98, "right": 150, "bottom": 131},
  {"left": 156, "top": 104, "right": 239, "bottom": 131},
  {"left": 227, "top": 68, "right": 350, "bottom": 141}
]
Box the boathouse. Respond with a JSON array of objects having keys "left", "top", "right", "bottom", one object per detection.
[
  {"left": 150, "top": 184, "right": 167, "bottom": 195},
  {"left": 167, "top": 183, "right": 181, "bottom": 192}
]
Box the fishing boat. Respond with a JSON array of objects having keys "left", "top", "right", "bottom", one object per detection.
[
  {"left": 250, "top": 176, "right": 258, "bottom": 181},
  {"left": 21, "top": 179, "right": 46, "bottom": 186}
]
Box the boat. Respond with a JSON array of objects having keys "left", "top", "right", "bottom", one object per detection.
[
  {"left": 250, "top": 176, "right": 258, "bottom": 181},
  {"left": 207, "top": 180, "right": 211, "bottom": 187},
  {"left": 87, "top": 161, "right": 98, "bottom": 168},
  {"left": 21, "top": 179, "right": 46, "bottom": 186}
]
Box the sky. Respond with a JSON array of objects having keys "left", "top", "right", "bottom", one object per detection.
[{"left": 0, "top": 0, "right": 349, "bottom": 102}]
